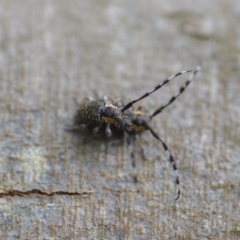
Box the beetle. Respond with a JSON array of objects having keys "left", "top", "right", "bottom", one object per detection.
[{"left": 73, "top": 66, "right": 201, "bottom": 200}]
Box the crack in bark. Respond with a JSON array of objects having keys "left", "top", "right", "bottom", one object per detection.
[{"left": 0, "top": 189, "right": 94, "bottom": 198}]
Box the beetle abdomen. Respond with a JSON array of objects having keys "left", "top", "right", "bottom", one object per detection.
[{"left": 74, "top": 100, "right": 105, "bottom": 126}]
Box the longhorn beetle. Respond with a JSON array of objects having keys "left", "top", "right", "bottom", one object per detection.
[{"left": 73, "top": 66, "right": 201, "bottom": 200}]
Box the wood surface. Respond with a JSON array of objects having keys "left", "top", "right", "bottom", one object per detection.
[{"left": 0, "top": 0, "right": 239, "bottom": 239}]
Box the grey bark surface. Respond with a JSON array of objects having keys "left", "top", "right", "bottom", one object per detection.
[{"left": 0, "top": 0, "right": 240, "bottom": 239}]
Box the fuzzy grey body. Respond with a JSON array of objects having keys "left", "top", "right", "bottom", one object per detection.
[
  {"left": 73, "top": 100, "right": 105, "bottom": 126},
  {"left": 73, "top": 99, "right": 149, "bottom": 134}
]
